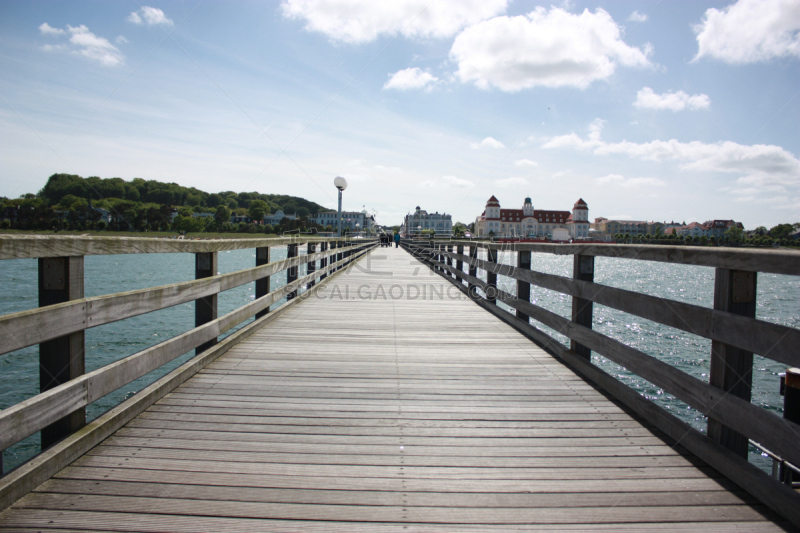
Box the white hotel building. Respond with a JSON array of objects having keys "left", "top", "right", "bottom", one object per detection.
[{"left": 474, "top": 196, "right": 590, "bottom": 239}]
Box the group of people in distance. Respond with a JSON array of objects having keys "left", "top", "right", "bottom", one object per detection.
[{"left": 380, "top": 232, "right": 400, "bottom": 248}]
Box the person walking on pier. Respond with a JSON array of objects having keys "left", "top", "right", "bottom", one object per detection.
[{"left": 394, "top": 231, "right": 400, "bottom": 248}]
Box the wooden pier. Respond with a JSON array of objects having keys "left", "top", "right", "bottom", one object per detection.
[{"left": 0, "top": 236, "right": 798, "bottom": 531}]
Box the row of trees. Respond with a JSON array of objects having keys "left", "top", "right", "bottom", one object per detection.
[
  {"left": 1, "top": 174, "right": 330, "bottom": 233},
  {"left": 613, "top": 229, "right": 798, "bottom": 247}
]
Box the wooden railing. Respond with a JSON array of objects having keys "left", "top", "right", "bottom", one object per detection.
[
  {"left": 402, "top": 237, "right": 800, "bottom": 528},
  {"left": 0, "top": 234, "right": 377, "bottom": 508}
]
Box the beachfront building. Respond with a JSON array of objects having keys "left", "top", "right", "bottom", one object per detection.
[
  {"left": 474, "top": 196, "right": 589, "bottom": 239},
  {"left": 591, "top": 218, "right": 667, "bottom": 236},
  {"left": 263, "top": 210, "right": 297, "bottom": 226},
  {"left": 311, "top": 209, "right": 375, "bottom": 234},
  {"left": 404, "top": 206, "right": 453, "bottom": 237}
]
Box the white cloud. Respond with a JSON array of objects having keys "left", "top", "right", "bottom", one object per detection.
[
  {"left": 281, "top": 0, "right": 507, "bottom": 44},
  {"left": 450, "top": 7, "right": 652, "bottom": 91},
  {"left": 496, "top": 177, "right": 529, "bottom": 188},
  {"left": 542, "top": 118, "right": 605, "bottom": 150},
  {"left": 596, "top": 174, "right": 665, "bottom": 187},
  {"left": 67, "top": 25, "right": 124, "bottom": 66},
  {"left": 39, "top": 22, "right": 65, "bottom": 35},
  {"left": 383, "top": 68, "right": 438, "bottom": 90},
  {"left": 634, "top": 87, "right": 710, "bottom": 111},
  {"left": 420, "top": 175, "right": 474, "bottom": 188},
  {"left": 545, "top": 122, "right": 800, "bottom": 194},
  {"left": 116, "top": 35, "right": 129, "bottom": 44},
  {"left": 41, "top": 24, "right": 124, "bottom": 66},
  {"left": 628, "top": 11, "right": 648, "bottom": 23},
  {"left": 693, "top": 0, "right": 800, "bottom": 63},
  {"left": 471, "top": 136, "right": 505, "bottom": 149},
  {"left": 128, "top": 7, "right": 173, "bottom": 26},
  {"left": 515, "top": 159, "right": 538, "bottom": 167}
]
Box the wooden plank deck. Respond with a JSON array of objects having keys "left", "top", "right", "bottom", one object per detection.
[{"left": 0, "top": 246, "right": 792, "bottom": 532}]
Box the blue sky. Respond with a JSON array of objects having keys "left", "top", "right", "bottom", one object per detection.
[{"left": 0, "top": 0, "right": 798, "bottom": 229}]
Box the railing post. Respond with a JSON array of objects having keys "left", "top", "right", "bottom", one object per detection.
[
  {"left": 446, "top": 244, "right": 453, "bottom": 277},
  {"left": 337, "top": 240, "right": 343, "bottom": 271},
  {"left": 468, "top": 245, "right": 478, "bottom": 295},
  {"left": 516, "top": 250, "right": 531, "bottom": 323},
  {"left": 195, "top": 252, "right": 218, "bottom": 355},
  {"left": 486, "top": 246, "right": 497, "bottom": 305},
  {"left": 570, "top": 254, "right": 594, "bottom": 360},
  {"left": 286, "top": 243, "right": 298, "bottom": 300},
  {"left": 255, "top": 246, "right": 270, "bottom": 319},
  {"left": 708, "top": 268, "right": 757, "bottom": 458},
  {"left": 319, "top": 242, "right": 328, "bottom": 280},
  {"left": 456, "top": 244, "right": 464, "bottom": 284},
  {"left": 38, "top": 256, "right": 85, "bottom": 449},
  {"left": 781, "top": 368, "right": 800, "bottom": 484},
  {"left": 307, "top": 243, "right": 316, "bottom": 288}
]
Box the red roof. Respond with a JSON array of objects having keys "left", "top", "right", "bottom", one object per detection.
[
  {"left": 573, "top": 198, "right": 588, "bottom": 209},
  {"left": 486, "top": 195, "right": 500, "bottom": 206}
]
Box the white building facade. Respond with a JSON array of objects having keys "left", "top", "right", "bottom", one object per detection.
[
  {"left": 311, "top": 210, "right": 375, "bottom": 233},
  {"left": 474, "top": 196, "right": 589, "bottom": 239},
  {"left": 404, "top": 206, "right": 453, "bottom": 236}
]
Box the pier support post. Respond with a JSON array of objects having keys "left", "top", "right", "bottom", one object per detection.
[
  {"left": 307, "top": 243, "right": 316, "bottom": 288},
  {"left": 516, "top": 250, "right": 531, "bottom": 323},
  {"left": 570, "top": 254, "right": 594, "bottom": 360},
  {"left": 255, "top": 246, "right": 270, "bottom": 319},
  {"left": 195, "top": 252, "right": 218, "bottom": 355},
  {"left": 336, "top": 240, "right": 343, "bottom": 271},
  {"left": 468, "top": 246, "right": 478, "bottom": 296},
  {"left": 286, "top": 243, "right": 298, "bottom": 300},
  {"left": 708, "top": 268, "right": 757, "bottom": 458},
  {"left": 486, "top": 247, "right": 497, "bottom": 305},
  {"left": 38, "top": 256, "right": 85, "bottom": 449},
  {"left": 456, "top": 244, "right": 464, "bottom": 284}
]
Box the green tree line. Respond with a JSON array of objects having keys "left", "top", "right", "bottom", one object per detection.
[{"left": 1, "top": 173, "right": 331, "bottom": 234}]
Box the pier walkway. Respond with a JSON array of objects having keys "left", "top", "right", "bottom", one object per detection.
[{"left": 0, "top": 246, "right": 792, "bottom": 531}]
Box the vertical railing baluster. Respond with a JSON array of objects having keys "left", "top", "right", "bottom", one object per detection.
[
  {"left": 486, "top": 246, "right": 497, "bottom": 305},
  {"left": 456, "top": 244, "right": 464, "bottom": 285},
  {"left": 468, "top": 245, "right": 478, "bottom": 297},
  {"left": 255, "top": 246, "right": 270, "bottom": 319},
  {"left": 319, "top": 242, "right": 328, "bottom": 280},
  {"left": 286, "top": 243, "right": 298, "bottom": 300},
  {"left": 570, "top": 254, "right": 594, "bottom": 360},
  {"left": 516, "top": 249, "right": 531, "bottom": 323},
  {"left": 195, "top": 252, "right": 218, "bottom": 355},
  {"left": 307, "top": 243, "right": 316, "bottom": 288},
  {"left": 38, "top": 256, "right": 85, "bottom": 449},
  {"left": 708, "top": 268, "right": 757, "bottom": 458}
]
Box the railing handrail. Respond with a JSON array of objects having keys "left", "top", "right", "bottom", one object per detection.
[
  {"left": 425, "top": 239, "right": 800, "bottom": 276},
  {"left": 0, "top": 246, "right": 340, "bottom": 357},
  {"left": 445, "top": 249, "right": 800, "bottom": 367},
  {"left": 0, "top": 234, "right": 375, "bottom": 260},
  {"left": 0, "top": 243, "right": 374, "bottom": 452},
  {"left": 401, "top": 239, "right": 800, "bottom": 528}
]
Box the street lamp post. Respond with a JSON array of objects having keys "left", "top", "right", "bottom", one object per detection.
[{"left": 334, "top": 176, "right": 347, "bottom": 237}]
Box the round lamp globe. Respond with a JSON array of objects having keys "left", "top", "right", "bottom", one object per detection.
[{"left": 334, "top": 176, "right": 347, "bottom": 191}]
